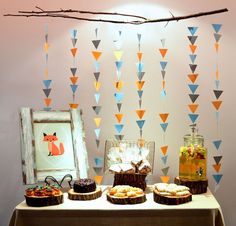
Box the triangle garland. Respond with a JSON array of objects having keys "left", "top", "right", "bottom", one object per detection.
[
  {"left": 160, "top": 123, "right": 168, "bottom": 132},
  {"left": 213, "top": 174, "right": 223, "bottom": 184},
  {"left": 115, "top": 114, "right": 123, "bottom": 123},
  {"left": 188, "top": 27, "right": 198, "bottom": 35},
  {"left": 159, "top": 113, "right": 169, "bottom": 123},
  {"left": 94, "top": 93, "right": 100, "bottom": 104},
  {"left": 213, "top": 140, "right": 222, "bottom": 150},
  {"left": 43, "top": 80, "right": 52, "bottom": 89},
  {"left": 213, "top": 156, "right": 223, "bottom": 164},
  {"left": 212, "top": 24, "right": 222, "bottom": 33},
  {"left": 161, "top": 146, "right": 168, "bottom": 155},
  {"left": 92, "top": 40, "right": 101, "bottom": 49},
  {"left": 188, "top": 74, "right": 198, "bottom": 83},
  {"left": 115, "top": 134, "right": 124, "bottom": 140},
  {"left": 115, "top": 124, "right": 124, "bottom": 134},
  {"left": 92, "top": 106, "right": 102, "bottom": 115},
  {"left": 189, "top": 94, "right": 199, "bottom": 103},
  {"left": 213, "top": 90, "right": 223, "bottom": 99},
  {"left": 160, "top": 175, "right": 170, "bottom": 183},
  {"left": 188, "top": 104, "right": 199, "bottom": 113},
  {"left": 92, "top": 51, "right": 102, "bottom": 61},
  {"left": 188, "top": 84, "right": 199, "bottom": 94},
  {"left": 136, "top": 120, "right": 145, "bottom": 129},
  {"left": 161, "top": 166, "right": 170, "bottom": 176},
  {"left": 212, "top": 100, "right": 222, "bottom": 110},
  {"left": 136, "top": 109, "right": 145, "bottom": 119},
  {"left": 159, "top": 48, "right": 168, "bottom": 58},
  {"left": 188, "top": 113, "right": 199, "bottom": 123},
  {"left": 161, "top": 155, "right": 168, "bottom": 165}
]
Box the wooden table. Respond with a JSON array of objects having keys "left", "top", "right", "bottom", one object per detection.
[{"left": 9, "top": 187, "right": 225, "bottom": 226}]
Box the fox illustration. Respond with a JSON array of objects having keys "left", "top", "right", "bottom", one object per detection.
[{"left": 43, "top": 132, "right": 65, "bottom": 156}]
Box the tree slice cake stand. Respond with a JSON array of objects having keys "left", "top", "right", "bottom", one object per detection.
[
  {"left": 107, "top": 193, "right": 146, "bottom": 205},
  {"left": 25, "top": 192, "right": 64, "bottom": 207},
  {"left": 174, "top": 176, "right": 208, "bottom": 194},
  {"left": 153, "top": 189, "right": 192, "bottom": 205},
  {"left": 68, "top": 187, "right": 102, "bottom": 200}
]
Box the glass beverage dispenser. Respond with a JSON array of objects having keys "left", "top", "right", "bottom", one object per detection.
[{"left": 179, "top": 124, "right": 207, "bottom": 181}]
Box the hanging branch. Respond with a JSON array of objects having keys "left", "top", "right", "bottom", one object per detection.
[{"left": 4, "top": 7, "right": 228, "bottom": 25}]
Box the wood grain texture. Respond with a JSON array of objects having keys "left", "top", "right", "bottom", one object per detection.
[
  {"left": 68, "top": 188, "right": 102, "bottom": 200},
  {"left": 107, "top": 193, "right": 146, "bottom": 204}
]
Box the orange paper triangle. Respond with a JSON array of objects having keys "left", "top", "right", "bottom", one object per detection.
[
  {"left": 69, "top": 103, "right": 79, "bottom": 109},
  {"left": 162, "top": 80, "right": 166, "bottom": 89},
  {"left": 188, "top": 104, "right": 199, "bottom": 113},
  {"left": 115, "top": 114, "right": 123, "bottom": 123},
  {"left": 94, "top": 175, "right": 103, "bottom": 185},
  {"left": 213, "top": 163, "right": 221, "bottom": 173},
  {"left": 136, "top": 81, "right": 145, "bottom": 90},
  {"left": 212, "top": 100, "right": 222, "bottom": 110},
  {"left": 159, "top": 113, "right": 169, "bottom": 123},
  {"left": 92, "top": 51, "right": 102, "bottom": 61},
  {"left": 44, "top": 69, "right": 48, "bottom": 78},
  {"left": 70, "top": 76, "right": 78, "bottom": 85},
  {"left": 159, "top": 48, "right": 168, "bottom": 58},
  {"left": 94, "top": 117, "right": 101, "bottom": 127},
  {"left": 44, "top": 98, "right": 51, "bottom": 107},
  {"left": 216, "top": 70, "right": 219, "bottom": 80},
  {"left": 115, "top": 81, "right": 123, "bottom": 91},
  {"left": 161, "top": 145, "right": 168, "bottom": 155},
  {"left": 137, "top": 52, "right": 143, "bottom": 61},
  {"left": 44, "top": 43, "right": 49, "bottom": 53},
  {"left": 70, "top": 48, "right": 77, "bottom": 57},
  {"left": 189, "top": 44, "right": 197, "bottom": 54},
  {"left": 160, "top": 175, "right": 170, "bottom": 183},
  {"left": 215, "top": 43, "right": 219, "bottom": 52},
  {"left": 188, "top": 74, "right": 198, "bottom": 83},
  {"left": 136, "top": 110, "right": 146, "bottom": 119},
  {"left": 94, "top": 81, "right": 101, "bottom": 91}
]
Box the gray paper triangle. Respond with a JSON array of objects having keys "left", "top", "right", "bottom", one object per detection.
[
  {"left": 43, "top": 88, "right": 51, "bottom": 97},
  {"left": 139, "top": 99, "right": 142, "bottom": 108},
  {"left": 137, "top": 72, "right": 145, "bottom": 81},
  {"left": 214, "top": 156, "right": 222, "bottom": 164},
  {"left": 213, "top": 90, "right": 223, "bottom": 99},
  {"left": 95, "top": 28, "right": 98, "bottom": 37},
  {"left": 119, "top": 30, "right": 122, "bottom": 36},
  {"left": 115, "top": 135, "right": 124, "bottom": 140},
  {"left": 189, "top": 64, "right": 197, "bottom": 73},
  {"left": 189, "top": 94, "right": 199, "bottom": 103},
  {"left": 95, "top": 139, "right": 100, "bottom": 148},
  {"left": 92, "top": 106, "right": 102, "bottom": 115},
  {"left": 161, "top": 166, "right": 170, "bottom": 176},
  {"left": 70, "top": 67, "right": 77, "bottom": 76},
  {"left": 71, "top": 38, "right": 77, "bottom": 47},
  {"left": 92, "top": 40, "right": 101, "bottom": 49},
  {"left": 160, "top": 39, "right": 165, "bottom": 47},
  {"left": 93, "top": 166, "right": 103, "bottom": 175},
  {"left": 188, "top": 36, "right": 198, "bottom": 45},
  {"left": 45, "top": 34, "right": 48, "bottom": 42},
  {"left": 161, "top": 70, "right": 166, "bottom": 79},
  {"left": 214, "top": 33, "right": 222, "bottom": 43},
  {"left": 117, "top": 103, "right": 122, "bottom": 112},
  {"left": 94, "top": 72, "right": 100, "bottom": 81}
]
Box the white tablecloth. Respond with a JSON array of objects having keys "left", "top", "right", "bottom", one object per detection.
[{"left": 9, "top": 187, "right": 225, "bottom": 226}]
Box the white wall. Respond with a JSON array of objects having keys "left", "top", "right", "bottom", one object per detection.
[{"left": 0, "top": 0, "right": 235, "bottom": 225}]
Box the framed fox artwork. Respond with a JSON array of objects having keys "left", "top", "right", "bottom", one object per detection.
[{"left": 20, "top": 108, "right": 89, "bottom": 184}]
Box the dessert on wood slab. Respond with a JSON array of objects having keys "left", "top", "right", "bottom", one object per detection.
[
  {"left": 107, "top": 185, "right": 146, "bottom": 204},
  {"left": 153, "top": 183, "right": 192, "bottom": 205},
  {"left": 68, "top": 178, "right": 102, "bottom": 200},
  {"left": 25, "top": 185, "right": 63, "bottom": 207}
]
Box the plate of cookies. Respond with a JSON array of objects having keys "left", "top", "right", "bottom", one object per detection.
[{"left": 107, "top": 185, "right": 146, "bottom": 204}]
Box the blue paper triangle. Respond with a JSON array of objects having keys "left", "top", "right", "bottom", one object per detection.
[
  {"left": 94, "top": 128, "right": 101, "bottom": 139},
  {"left": 189, "top": 54, "right": 197, "bottom": 63},
  {"left": 188, "top": 27, "right": 198, "bottom": 35},
  {"left": 115, "top": 61, "right": 123, "bottom": 72},
  {"left": 215, "top": 111, "right": 220, "bottom": 120},
  {"left": 213, "top": 140, "right": 222, "bottom": 150},
  {"left": 137, "top": 90, "right": 143, "bottom": 99},
  {"left": 160, "top": 123, "right": 168, "bottom": 132},
  {"left": 161, "top": 90, "right": 166, "bottom": 97},
  {"left": 43, "top": 107, "right": 52, "bottom": 111},
  {"left": 137, "top": 33, "right": 141, "bottom": 42},
  {"left": 70, "top": 29, "right": 77, "bottom": 38},
  {"left": 188, "top": 114, "right": 199, "bottom": 123},
  {"left": 46, "top": 54, "right": 48, "bottom": 63},
  {"left": 94, "top": 61, "right": 100, "bottom": 72},
  {"left": 94, "top": 157, "right": 103, "bottom": 167},
  {"left": 161, "top": 155, "right": 168, "bottom": 165},
  {"left": 136, "top": 62, "right": 144, "bottom": 72},
  {"left": 114, "top": 124, "right": 124, "bottom": 134},
  {"left": 188, "top": 84, "right": 199, "bottom": 94},
  {"left": 160, "top": 61, "right": 168, "bottom": 70},
  {"left": 136, "top": 120, "right": 145, "bottom": 129},
  {"left": 114, "top": 92, "right": 124, "bottom": 103},
  {"left": 70, "top": 84, "right": 78, "bottom": 94},
  {"left": 94, "top": 93, "right": 100, "bottom": 104},
  {"left": 43, "top": 80, "right": 52, "bottom": 89},
  {"left": 212, "top": 24, "right": 222, "bottom": 33},
  {"left": 215, "top": 80, "right": 220, "bottom": 89},
  {"left": 213, "top": 174, "right": 223, "bottom": 184}
]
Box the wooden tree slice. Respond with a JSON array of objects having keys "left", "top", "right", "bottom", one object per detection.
[
  {"left": 68, "top": 187, "right": 102, "bottom": 200},
  {"left": 174, "top": 177, "right": 208, "bottom": 194},
  {"left": 113, "top": 173, "right": 147, "bottom": 191},
  {"left": 107, "top": 193, "right": 146, "bottom": 205},
  {"left": 25, "top": 192, "right": 64, "bottom": 207},
  {"left": 153, "top": 189, "right": 192, "bottom": 205}
]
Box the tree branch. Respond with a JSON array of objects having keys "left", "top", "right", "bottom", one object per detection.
[{"left": 4, "top": 7, "right": 229, "bottom": 25}]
